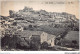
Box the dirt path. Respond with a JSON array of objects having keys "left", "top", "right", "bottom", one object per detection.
[{"left": 53, "top": 45, "right": 79, "bottom": 51}]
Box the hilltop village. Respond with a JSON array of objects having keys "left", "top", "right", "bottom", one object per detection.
[{"left": 0, "top": 7, "right": 79, "bottom": 51}]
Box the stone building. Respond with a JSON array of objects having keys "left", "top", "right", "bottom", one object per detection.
[{"left": 17, "top": 30, "right": 56, "bottom": 47}]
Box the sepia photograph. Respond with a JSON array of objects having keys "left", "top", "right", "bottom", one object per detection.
[{"left": 0, "top": 0, "right": 79, "bottom": 51}]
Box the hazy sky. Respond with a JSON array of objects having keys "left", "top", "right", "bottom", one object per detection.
[{"left": 1, "top": 0, "right": 79, "bottom": 19}]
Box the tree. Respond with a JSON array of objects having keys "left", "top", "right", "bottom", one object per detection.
[
  {"left": 29, "top": 25, "right": 32, "bottom": 28},
  {"left": 1, "top": 35, "right": 21, "bottom": 49},
  {"left": 30, "top": 41, "right": 41, "bottom": 50},
  {"left": 41, "top": 41, "right": 48, "bottom": 49},
  {"left": 9, "top": 10, "right": 14, "bottom": 18},
  {"left": 12, "top": 22, "right": 17, "bottom": 26}
]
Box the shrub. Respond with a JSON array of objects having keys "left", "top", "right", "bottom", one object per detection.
[
  {"left": 30, "top": 41, "right": 41, "bottom": 50},
  {"left": 1, "top": 35, "right": 21, "bottom": 49},
  {"left": 41, "top": 41, "right": 48, "bottom": 49}
]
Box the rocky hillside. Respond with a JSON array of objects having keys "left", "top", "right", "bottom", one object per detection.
[{"left": 9, "top": 7, "right": 78, "bottom": 23}]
